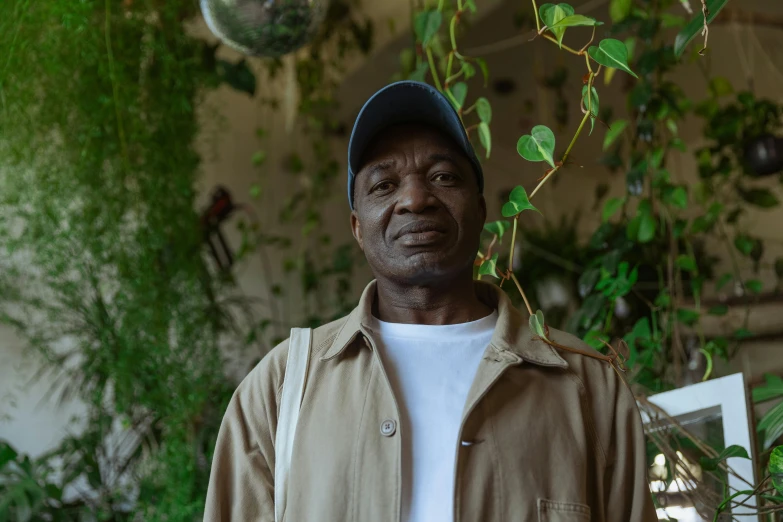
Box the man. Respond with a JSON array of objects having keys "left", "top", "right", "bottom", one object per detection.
[{"left": 205, "top": 81, "right": 657, "bottom": 521}]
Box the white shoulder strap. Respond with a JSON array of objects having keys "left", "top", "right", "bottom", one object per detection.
[{"left": 274, "top": 327, "right": 312, "bottom": 522}]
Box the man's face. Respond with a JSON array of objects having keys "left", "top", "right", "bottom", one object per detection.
[{"left": 350, "top": 123, "right": 486, "bottom": 285}]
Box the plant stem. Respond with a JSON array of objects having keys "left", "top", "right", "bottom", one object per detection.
[
  {"left": 562, "top": 95, "right": 592, "bottom": 163},
  {"left": 528, "top": 106, "right": 590, "bottom": 200},
  {"left": 529, "top": 166, "right": 560, "bottom": 199},
  {"left": 426, "top": 47, "right": 444, "bottom": 91},
  {"left": 508, "top": 216, "right": 518, "bottom": 271},
  {"left": 542, "top": 34, "right": 581, "bottom": 55},
  {"left": 531, "top": 0, "right": 541, "bottom": 31},
  {"left": 510, "top": 271, "right": 534, "bottom": 316},
  {"left": 450, "top": 14, "right": 459, "bottom": 51}
]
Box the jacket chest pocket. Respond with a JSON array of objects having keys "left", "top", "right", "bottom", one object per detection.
[{"left": 538, "top": 499, "right": 591, "bottom": 522}]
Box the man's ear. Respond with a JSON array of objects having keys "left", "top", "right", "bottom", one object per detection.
[{"left": 350, "top": 210, "right": 364, "bottom": 251}]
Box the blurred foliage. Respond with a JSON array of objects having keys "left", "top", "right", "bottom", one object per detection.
[{"left": 0, "top": 0, "right": 371, "bottom": 519}]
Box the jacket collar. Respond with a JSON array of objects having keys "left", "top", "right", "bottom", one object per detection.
[{"left": 320, "top": 280, "right": 568, "bottom": 369}]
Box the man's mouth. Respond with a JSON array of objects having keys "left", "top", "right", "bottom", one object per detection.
[{"left": 395, "top": 221, "right": 448, "bottom": 245}]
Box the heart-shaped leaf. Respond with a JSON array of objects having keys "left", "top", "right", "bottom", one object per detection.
[
  {"left": 699, "top": 445, "right": 750, "bottom": 472},
  {"left": 588, "top": 39, "right": 638, "bottom": 78},
  {"left": 450, "top": 82, "right": 468, "bottom": 111},
  {"left": 478, "top": 122, "right": 491, "bottom": 158},
  {"left": 483, "top": 220, "right": 510, "bottom": 240},
  {"left": 478, "top": 253, "right": 499, "bottom": 278},
  {"left": 539, "top": 3, "right": 575, "bottom": 48},
  {"left": 476, "top": 97, "right": 492, "bottom": 124},
  {"left": 603, "top": 119, "right": 628, "bottom": 151},
  {"left": 502, "top": 186, "right": 541, "bottom": 218},
  {"left": 582, "top": 85, "right": 599, "bottom": 135},
  {"left": 461, "top": 61, "right": 476, "bottom": 79},
  {"left": 529, "top": 309, "right": 548, "bottom": 338},
  {"left": 549, "top": 14, "right": 603, "bottom": 29},
  {"left": 517, "top": 125, "right": 556, "bottom": 168},
  {"left": 414, "top": 10, "right": 443, "bottom": 46}
]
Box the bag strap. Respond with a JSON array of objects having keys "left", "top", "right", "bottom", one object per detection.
[{"left": 274, "top": 327, "right": 312, "bottom": 522}]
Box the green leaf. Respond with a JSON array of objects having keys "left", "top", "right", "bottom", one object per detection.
[
  {"left": 637, "top": 200, "right": 656, "bottom": 243},
  {"left": 676, "top": 255, "right": 697, "bottom": 272},
  {"left": 708, "top": 304, "right": 728, "bottom": 316},
  {"left": 667, "top": 186, "right": 687, "bottom": 209},
  {"left": 674, "top": 0, "right": 731, "bottom": 57},
  {"left": 588, "top": 39, "right": 638, "bottom": 78},
  {"left": 502, "top": 185, "right": 541, "bottom": 217},
  {"left": 759, "top": 401, "right": 783, "bottom": 450},
  {"left": 415, "top": 10, "right": 443, "bottom": 46},
  {"left": 676, "top": 308, "right": 700, "bottom": 326},
  {"left": 776, "top": 258, "right": 783, "bottom": 280},
  {"left": 737, "top": 186, "right": 780, "bottom": 209},
  {"left": 539, "top": 3, "right": 575, "bottom": 48},
  {"left": 753, "top": 374, "right": 783, "bottom": 403},
  {"left": 465, "top": 0, "right": 477, "bottom": 12},
  {"left": 476, "top": 97, "right": 492, "bottom": 124},
  {"left": 217, "top": 59, "right": 257, "bottom": 96},
  {"left": 602, "top": 197, "right": 624, "bottom": 222},
  {"left": 609, "top": 0, "right": 632, "bottom": 23},
  {"left": 603, "top": 119, "right": 628, "bottom": 151},
  {"left": 476, "top": 58, "right": 489, "bottom": 86},
  {"left": 529, "top": 309, "right": 548, "bottom": 338},
  {"left": 549, "top": 14, "right": 604, "bottom": 29},
  {"left": 478, "top": 253, "right": 499, "bottom": 278},
  {"left": 734, "top": 327, "right": 753, "bottom": 340},
  {"left": 582, "top": 85, "right": 599, "bottom": 135},
  {"left": 0, "top": 441, "right": 18, "bottom": 469},
  {"left": 251, "top": 151, "right": 266, "bottom": 166},
  {"left": 483, "top": 220, "right": 510, "bottom": 240},
  {"left": 734, "top": 235, "right": 754, "bottom": 256},
  {"left": 450, "top": 82, "right": 468, "bottom": 110},
  {"left": 408, "top": 62, "right": 429, "bottom": 82},
  {"left": 461, "top": 61, "right": 476, "bottom": 79},
  {"left": 709, "top": 76, "right": 733, "bottom": 98},
  {"left": 699, "top": 445, "right": 750, "bottom": 472},
  {"left": 770, "top": 446, "right": 783, "bottom": 495},
  {"left": 746, "top": 279, "right": 763, "bottom": 294},
  {"left": 517, "top": 125, "right": 556, "bottom": 168},
  {"left": 478, "top": 122, "right": 491, "bottom": 158}
]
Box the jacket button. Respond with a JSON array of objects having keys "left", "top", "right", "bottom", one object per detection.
[{"left": 380, "top": 419, "right": 396, "bottom": 437}]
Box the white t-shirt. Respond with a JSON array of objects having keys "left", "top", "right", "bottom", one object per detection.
[{"left": 367, "top": 311, "right": 498, "bottom": 522}]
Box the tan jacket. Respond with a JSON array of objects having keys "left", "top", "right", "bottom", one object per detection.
[{"left": 205, "top": 281, "right": 658, "bottom": 522}]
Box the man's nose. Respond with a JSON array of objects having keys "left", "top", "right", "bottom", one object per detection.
[{"left": 395, "top": 177, "right": 439, "bottom": 214}]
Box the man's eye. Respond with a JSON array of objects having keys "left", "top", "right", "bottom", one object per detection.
[
  {"left": 371, "top": 181, "right": 394, "bottom": 193},
  {"left": 433, "top": 172, "right": 457, "bottom": 183}
]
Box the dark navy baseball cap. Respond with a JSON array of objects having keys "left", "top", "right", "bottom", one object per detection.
[{"left": 347, "top": 81, "right": 484, "bottom": 210}]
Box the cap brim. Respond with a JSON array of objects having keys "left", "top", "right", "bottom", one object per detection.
[{"left": 347, "top": 81, "right": 482, "bottom": 209}]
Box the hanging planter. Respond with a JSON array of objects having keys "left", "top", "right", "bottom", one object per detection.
[
  {"left": 201, "top": 0, "right": 330, "bottom": 58},
  {"left": 744, "top": 134, "right": 783, "bottom": 178}
]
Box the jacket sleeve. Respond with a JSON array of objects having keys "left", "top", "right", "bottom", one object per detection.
[
  {"left": 203, "top": 344, "right": 287, "bottom": 522},
  {"left": 604, "top": 371, "right": 658, "bottom": 522}
]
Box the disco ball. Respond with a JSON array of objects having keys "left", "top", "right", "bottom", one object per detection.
[{"left": 200, "top": 0, "right": 329, "bottom": 58}]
